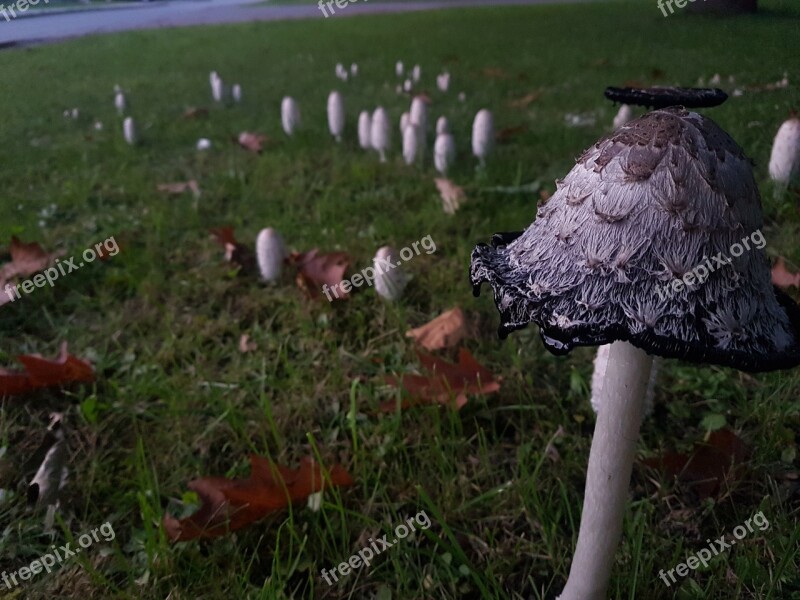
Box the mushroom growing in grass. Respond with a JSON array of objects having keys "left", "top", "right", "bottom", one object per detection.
[
  {"left": 358, "top": 110, "right": 372, "bottom": 149},
  {"left": 436, "top": 116, "right": 449, "bottom": 135},
  {"left": 410, "top": 96, "right": 428, "bottom": 135},
  {"left": 281, "top": 96, "right": 301, "bottom": 136},
  {"left": 399, "top": 111, "right": 410, "bottom": 135},
  {"left": 395, "top": 61, "right": 404, "bottom": 77},
  {"left": 114, "top": 91, "right": 126, "bottom": 115},
  {"left": 402, "top": 123, "right": 421, "bottom": 165},
  {"left": 471, "top": 109, "right": 494, "bottom": 167},
  {"left": 470, "top": 106, "right": 800, "bottom": 600},
  {"left": 768, "top": 115, "right": 800, "bottom": 193},
  {"left": 210, "top": 72, "right": 224, "bottom": 103},
  {"left": 256, "top": 228, "right": 286, "bottom": 282},
  {"left": 232, "top": 84, "right": 242, "bottom": 104},
  {"left": 411, "top": 64, "right": 421, "bottom": 83},
  {"left": 327, "top": 91, "right": 345, "bottom": 142},
  {"left": 123, "top": 117, "right": 136, "bottom": 145},
  {"left": 370, "top": 107, "right": 390, "bottom": 162},
  {"left": 374, "top": 246, "right": 407, "bottom": 301},
  {"left": 434, "top": 133, "right": 455, "bottom": 175}
]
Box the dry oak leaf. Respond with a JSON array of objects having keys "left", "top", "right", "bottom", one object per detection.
[
  {"left": 382, "top": 347, "right": 501, "bottom": 412},
  {"left": 237, "top": 132, "right": 269, "bottom": 153},
  {"left": 157, "top": 181, "right": 200, "bottom": 197},
  {"left": 406, "top": 307, "right": 468, "bottom": 351},
  {"left": 508, "top": 92, "right": 541, "bottom": 109},
  {"left": 771, "top": 257, "right": 800, "bottom": 288},
  {"left": 0, "top": 342, "right": 94, "bottom": 397},
  {"left": 287, "top": 249, "right": 351, "bottom": 300},
  {"left": 163, "top": 455, "right": 354, "bottom": 542},
  {"left": 642, "top": 429, "right": 748, "bottom": 500},
  {"left": 434, "top": 178, "right": 466, "bottom": 215},
  {"left": 0, "top": 237, "right": 65, "bottom": 306},
  {"left": 209, "top": 226, "right": 254, "bottom": 272}
]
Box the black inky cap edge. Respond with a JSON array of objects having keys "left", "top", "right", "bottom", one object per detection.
[{"left": 604, "top": 87, "right": 728, "bottom": 109}]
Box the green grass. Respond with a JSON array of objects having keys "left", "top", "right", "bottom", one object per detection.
[{"left": 1, "top": 1, "right": 799, "bottom": 598}]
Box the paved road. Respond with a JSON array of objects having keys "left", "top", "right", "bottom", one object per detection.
[{"left": 0, "top": 0, "right": 587, "bottom": 46}]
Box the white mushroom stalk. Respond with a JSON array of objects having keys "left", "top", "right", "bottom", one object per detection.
[
  {"left": 768, "top": 116, "right": 800, "bottom": 192},
  {"left": 411, "top": 64, "right": 421, "bottom": 83},
  {"left": 402, "top": 124, "right": 420, "bottom": 165},
  {"left": 612, "top": 104, "right": 632, "bottom": 130},
  {"left": 327, "top": 91, "right": 345, "bottom": 142},
  {"left": 436, "top": 116, "right": 449, "bottom": 135},
  {"left": 558, "top": 341, "right": 653, "bottom": 600},
  {"left": 370, "top": 107, "right": 390, "bottom": 162},
  {"left": 232, "top": 84, "right": 242, "bottom": 104},
  {"left": 374, "top": 246, "right": 407, "bottom": 301},
  {"left": 281, "top": 96, "right": 301, "bottom": 136},
  {"left": 255, "top": 228, "right": 286, "bottom": 282},
  {"left": 358, "top": 110, "right": 372, "bottom": 149},
  {"left": 434, "top": 133, "right": 456, "bottom": 175},
  {"left": 395, "top": 61, "right": 404, "bottom": 77},
  {"left": 590, "top": 344, "right": 659, "bottom": 418},
  {"left": 123, "top": 117, "right": 136, "bottom": 145},
  {"left": 471, "top": 108, "right": 494, "bottom": 167},
  {"left": 210, "top": 72, "right": 224, "bottom": 103},
  {"left": 350, "top": 63, "right": 358, "bottom": 76},
  {"left": 114, "top": 92, "right": 126, "bottom": 115}
]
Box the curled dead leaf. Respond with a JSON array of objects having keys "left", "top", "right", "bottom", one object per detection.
[
  {"left": 0, "top": 342, "right": 94, "bottom": 398},
  {"left": 287, "top": 249, "right": 351, "bottom": 300},
  {"left": 406, "top": 307, "right": 468, "bottom": 351},
  {"left": 434, "top": 178, "right": 466, "bottom": 215},
  {"left": 237, "top": 132, "right": 269, "bottom": 154}
]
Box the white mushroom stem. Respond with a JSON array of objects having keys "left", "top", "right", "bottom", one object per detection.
[
  {"left": 590, "top": 344, "right": 659, "bottom": 418},
  {"left": 558, "top": 340, "right": 652, "bottom": 600}
]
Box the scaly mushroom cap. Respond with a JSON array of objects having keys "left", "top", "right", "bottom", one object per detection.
[{"left": 470, "top": 107, "right": 800, "bottom": 372}]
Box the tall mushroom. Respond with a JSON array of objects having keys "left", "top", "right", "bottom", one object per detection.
[
  {"left": 370, "top": 107, "right": 390, "bottom": 162},
  {"left": 768, "top": 114, "right": 800, "bottom": 193},
  {"left": 281, "top": 96, "right": 301, "bottom": 136},
  {"left": 471, "top": 109, "right": 494, "bottom": 167},
  {"left": 358, "top": 110, "right": 372, "bottom": 149},
  {"left": 470, "top": 106, "right": 800, "bottom": 600},
  {"left": 327, "top": 91, "right": 345, "bottom": 142}
]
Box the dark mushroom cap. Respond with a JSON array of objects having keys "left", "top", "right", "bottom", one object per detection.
[
  {"left": 470, "top": 107, "right": 800, "bottom": 372},
  {"left": 604, "top": 87, "right": 728, "bottom": 109}
]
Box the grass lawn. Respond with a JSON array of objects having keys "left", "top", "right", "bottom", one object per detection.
[{"left": 1, "top": 1, "right": 799, "bottom": 598}]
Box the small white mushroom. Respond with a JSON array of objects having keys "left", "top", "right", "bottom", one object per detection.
[
  {"left": 471, "top": 109, "right": 494, "bottom": 166},
  {"left": 123, "top": 117, "right": 136, "bottom": 145},
  {"left": 410, "top": 96, "right": 428, "bottom": 135},
  {"left": 395, "top": 61, "right": 404, "bottom": 77},
  {"left": 232, "top": 84, "right": 242, "bottom": 104},
  {"left": 374, "top": 246, "right": 407, "bottom": 301},
  {"left": 436, "top": 116, "right": 449, "bottom": 135},
  {"left": 402, "top": 124, "right": 421, "bottom": 165},
  {"left": 612, "top": 104, "right": 633, "bottom": 130},
  {"left": 436, "top": 71, "right": 450, "bottom": 92},
  {"left": 434, "top": 133, "right": 456, "bottom": 175},
  {"left": 400, "top": 111, "right": 410, "bottom": 135},
  {"left": 255, "top": 228, "right": 286, "bottom": 282},
  {"left": 196, "top": 138, "right": 212, "bottom": 151},
  {"left": 327, "top": 91, "right": 345, "bottom": 142},
  {"left": 93, "top": 121, "right": 104, "bottom": 131},
  {"left": 350, "top": 63, "right": 358, "bottom": 76},
  {"left": 281, "top": 96, "right": 301, "bottom": 136},
  {"left": 768, "top": 116, "right": 800, "bottom": 192},
  {"left": 403, "top": 79, "right": 412, "bottom": 93},
  {"left": 358, "top": 110, "right": 372, "bottom": 149},
  {"left": 210, "top": 73, "right": 224, "bottom": 103},
  {"left": 114, "top": 92, "right": 126, "bottom": 115},
  {"left": 411, "top": 64, "right": 421, "bottom": 82},
  {"left": 370, "top": 107, "right": 390, "bottom": 162}
]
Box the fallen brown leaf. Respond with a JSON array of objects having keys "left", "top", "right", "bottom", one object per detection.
[
  {"left": 509, "top": 92, "right": 541, "bottom": 109},
  {"left": 209, "top": 227, "right": 254, "bottom": 272},
  {"left": 163, "top": 456, "right": 354, "bottom": 542},
  {"left": 0, "top": 342, "right": 95, "bottom": 398},
  {"left": 287, "top": 249, "right": 351, "bottom": 300},
  {"left": 237, "top": 132, "right": 269, "bottom": 153},
  {"left": 239, "top": 334, "right": 257, "bottom": 353},
  {"left": 772, "top": 257, "right": 800, "bottom": 288},
  {"left": 643, "top": 429, "right": 748, "bottom": 500},
  {"left": 0, "top": 237, "right": 65, "bottom": 306},
  {"left": 434, "top": 178, "right": 466, "bottom": 215},
  {"left": 383, "top": 347, "right": 501, "bottom": 412},
  {"left": 406, "top": 307, "right": 468, "bottom": 351},
  {"left": 157, "top": 181, "right": 200, "bottom": 197}
]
